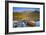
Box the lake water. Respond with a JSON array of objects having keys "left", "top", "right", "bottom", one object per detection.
[{"left": 13, "top": 21, "right": 40, "bottom": 27}]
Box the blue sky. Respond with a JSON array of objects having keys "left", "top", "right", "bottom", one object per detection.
[{"left": 13, "top": 7, "right": 40, "bottom": 12}]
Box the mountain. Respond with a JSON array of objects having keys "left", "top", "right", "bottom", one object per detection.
[{"left": 13, "top": 10, "right": 33, "bottom": 14}]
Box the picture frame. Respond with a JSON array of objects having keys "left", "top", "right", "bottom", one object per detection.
[{"left": 5, "top": 1, "right": 45, "bottom": 34}]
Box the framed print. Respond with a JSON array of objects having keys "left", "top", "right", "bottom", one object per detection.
[{"left": 5, "top": 1, "right": 45, "bottom": 34}]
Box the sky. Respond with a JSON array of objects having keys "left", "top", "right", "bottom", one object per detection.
[{"left": 13, "top": 7, "right": 40, "bottom": 12}]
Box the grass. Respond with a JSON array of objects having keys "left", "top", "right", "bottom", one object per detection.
[{"left": 13, "top": 11, "right": 40, "bottom": 21}]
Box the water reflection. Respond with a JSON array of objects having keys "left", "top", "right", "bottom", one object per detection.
[{"left": 35, "top": 21, "right": 40, "bottom": 26}]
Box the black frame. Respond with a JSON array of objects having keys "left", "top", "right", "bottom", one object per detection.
[{"left": 5, "top": 1, "right": 45, "bottom": 34}]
